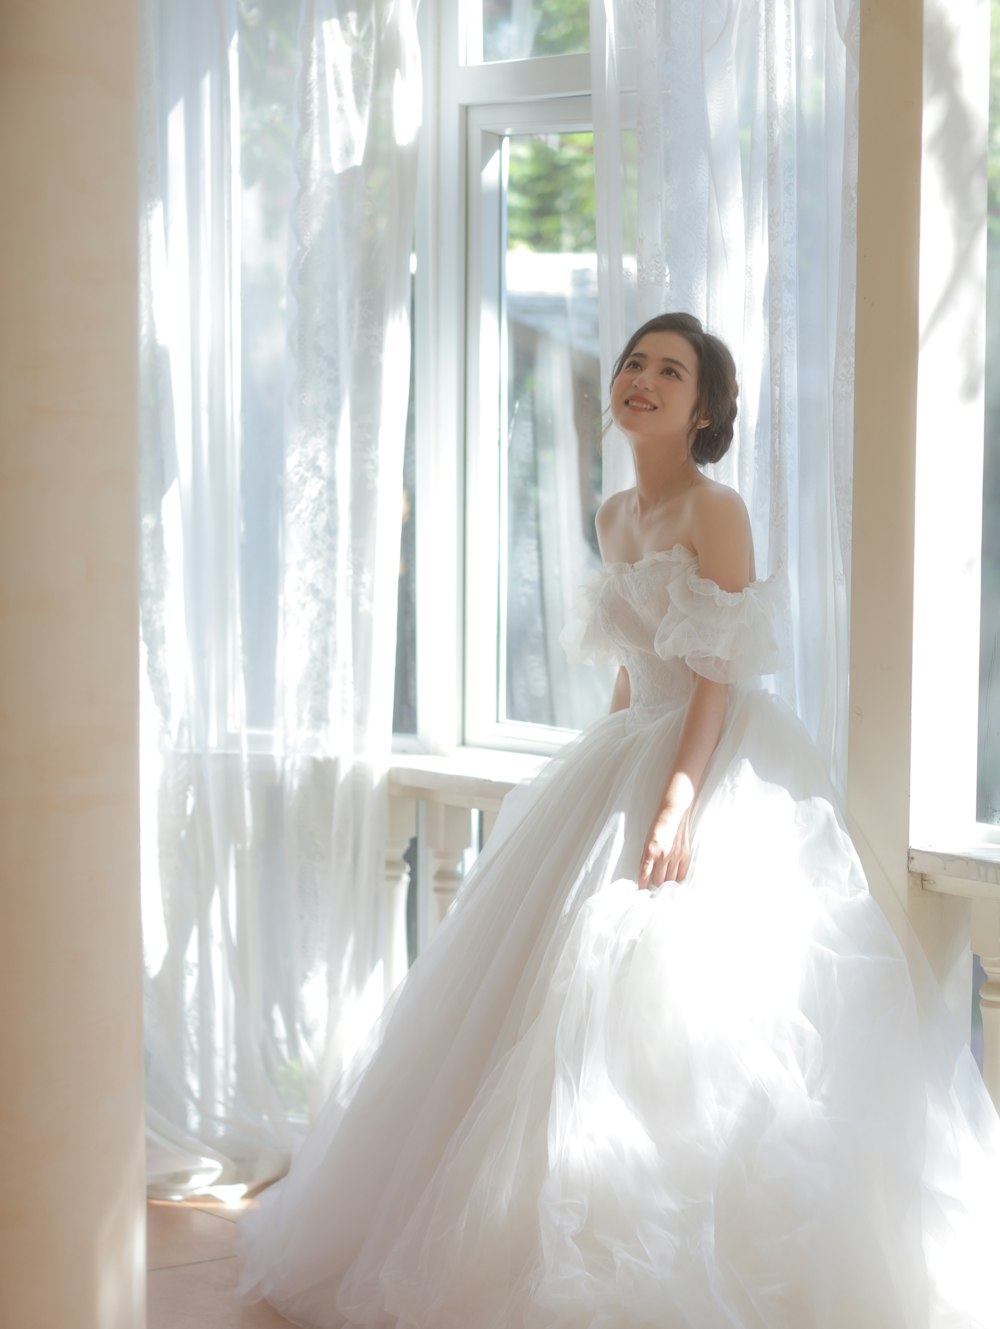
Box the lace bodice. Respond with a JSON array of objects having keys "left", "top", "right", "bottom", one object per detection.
[{"left": 561, "top": 546, "right": 789, "bottom": 712}]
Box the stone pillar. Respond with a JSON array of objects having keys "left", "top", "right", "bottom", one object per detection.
[{"left": 0, "top": 3, "right": 144, "bottom": 1327}]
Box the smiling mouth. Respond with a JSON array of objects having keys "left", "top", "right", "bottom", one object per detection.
[{"left": 625, "top": 397, "right": 656, "bottom": 411}]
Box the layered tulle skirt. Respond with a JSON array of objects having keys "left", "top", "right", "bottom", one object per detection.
[{"left": 238, "top": 690, "right": 1000, "bottom": 1328}]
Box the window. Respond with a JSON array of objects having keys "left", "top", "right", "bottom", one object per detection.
[
  {"left": 473, "top": 0, "right": 590, "bottom": 63},
  {"left": 465, "top": 109, "right": 610, "bottom": 745},
  {"left": 978, "top": 0, "right": 1000, "bottom": 824},
  {"left": 393, "top": 269, "right": 419, "bottom": 738},
  {"left": 410, "top": 1, "right": 613, "bottom": 754},
  {"left": 905, "top": 0, "right": 995, "bottom": 863}
]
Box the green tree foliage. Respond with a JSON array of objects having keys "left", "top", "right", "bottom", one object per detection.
[
  {"left": 506, "top": 133, "right": 596, "bottom": 254},
  {"left": 525, "top": 0, "right": 589, "bottom": 56},
  {"left": 484, "top": 0, "right": 589, "bottom": 60}
]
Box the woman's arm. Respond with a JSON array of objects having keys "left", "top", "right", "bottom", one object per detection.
[
  {"left": 637, "top": 675, "right": 727, "bottom": 887},
  {"left": 637, "top": 487, "right": 753, "bottom": 889},
  {"left": 609, "top": 666, "right": 631, "bottom": 714}
]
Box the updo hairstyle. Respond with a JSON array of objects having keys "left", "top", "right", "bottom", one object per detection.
[{"left": 610, "top": 312, "right": 739, "bottom": 465}]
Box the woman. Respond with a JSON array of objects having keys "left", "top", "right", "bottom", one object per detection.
[
  {"left": 240, "top": 314, "right": 1000, "bottom": 1328},
  {"left": 596, "top": 314, "right": 754, "bottom": 893}
]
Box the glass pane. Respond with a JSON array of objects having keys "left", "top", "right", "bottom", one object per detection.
[
  {"left": 393, "top": 267, "right": 418, "bottom": 736},
  {"left": 500, "top": 131, "right": 610, "bottom": 729},
  {"left": 978, "top": 0, "right": 1000, "bottom": 821},
  {"left": 482, "top": 0, "right": 589, "bottom": 62}
]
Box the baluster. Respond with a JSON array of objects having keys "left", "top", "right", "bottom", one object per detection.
[
  {"left": 481, "top": 806, "right": 499, "bottom": 846},
  {"left": 425, "top": 803, "right": 475, "bottom": 933},
  {"left": 384, "top": 795, "right": 417, "bottom": 994},
  {"left": 972, "top": 899, "right": 1000, "bottom": 1112}
]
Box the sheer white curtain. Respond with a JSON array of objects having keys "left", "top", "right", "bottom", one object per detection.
[
  {"left": 592, "top": 0, "right": 859, "bottom": 791},
  {"left": 139, "top": 0, "right": 420, "bottom": 1195}
]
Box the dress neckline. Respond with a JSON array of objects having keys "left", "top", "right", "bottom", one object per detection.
[{"left": 602, "top": 544, "right": 697, "bottom": 576}]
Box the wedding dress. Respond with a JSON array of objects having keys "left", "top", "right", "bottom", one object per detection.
[{"left": 239, "top": 546, "right": 1000, "bottom": 1329}]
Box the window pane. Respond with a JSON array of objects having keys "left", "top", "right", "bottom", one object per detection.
[
  {"left": 978, "top": 1, "right": 1000, "bottom": 821},
  {"left": 393, "top": 272, "right": 418, "bottom": 737},
  {"left": 500, "top": 131, "right": 609, "bottom": 729},
  {"left": 482, "top": 0, "right": 589, "bottom": 62}
]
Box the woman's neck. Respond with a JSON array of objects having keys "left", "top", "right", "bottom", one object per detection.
[{"left": 631, "top": 441, "right": 700, "bottom": 516}]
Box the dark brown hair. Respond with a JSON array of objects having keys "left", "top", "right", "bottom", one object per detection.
[{"left": 611, "top": 313, "right": 739, "bottom": 465}]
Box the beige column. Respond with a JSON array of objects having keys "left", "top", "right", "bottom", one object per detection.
[
  {"left": 849, "top": 0, "right": 923, "bottom": 947},
  {"left": 0, "top": 3, "right": 144, "bottom": 1328},
  {"left": 850, "top": 0, "right": 988, "bottom": 1025}
]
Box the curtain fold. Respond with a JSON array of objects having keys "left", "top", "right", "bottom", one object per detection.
[
  {"left": 592, "top": 0, "right": 859, "bottom": 792},
  {"left": 139, "top": 0, "right": 420, "bottom": 1195},
  {"left": 139, "top": 0, "right": 854, "bottom": 1195}
]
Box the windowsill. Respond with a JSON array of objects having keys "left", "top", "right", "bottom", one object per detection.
[
  {"left": 388, "top": 747, "right": 547, "bottom": 807},
  {"left": 910, "top": 843, "right": 1000, "bottom": 902}
]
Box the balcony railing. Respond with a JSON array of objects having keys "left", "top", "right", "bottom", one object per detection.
[
  {"left": 384, "top": 750, "right": 544, "bottom": 991},
  {"left": 386, "top": 754, "right": 1000, "bottom": 1113}
]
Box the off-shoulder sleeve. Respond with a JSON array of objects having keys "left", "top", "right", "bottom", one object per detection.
[
  {"left": 653, "top": 565, "right": 790, "bottom": 683},
  {"left": 559, "top": 571, "right": 619, "bottom": 666}
]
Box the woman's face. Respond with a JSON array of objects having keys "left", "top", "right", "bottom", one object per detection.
[{"left": 610, "top": 331, "right": 703, "bottom": 442}]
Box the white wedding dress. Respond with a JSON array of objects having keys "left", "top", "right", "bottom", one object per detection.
[{"left": 239, "top": 547, "right": 1000, "bottom": 1329}]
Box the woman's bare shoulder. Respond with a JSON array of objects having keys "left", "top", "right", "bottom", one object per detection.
[
  {"left": 689, "top": 477, "right": 749, "bottom": 523},
  {"left": 595, "top": 488, "right": 636, "bottom": 562},
  {"left": 595, "top": 488, "right": 634, "bottom": 528},
  {"left": 688, "top": 480, "right": 754, "bottom": 588}
]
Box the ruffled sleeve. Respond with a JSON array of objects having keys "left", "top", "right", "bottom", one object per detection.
[
  {"left": 559, "top": 571, "right": 619, "bottom": 667},
  {"left": 653, "top": 565, "right": 790, "bottom": 684}
]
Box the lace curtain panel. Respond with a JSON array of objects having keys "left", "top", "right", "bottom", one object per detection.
[
  {"left": 139, "top": 0, "right": 420, "bottom": 1194},
  {"left": 594, "top": 0, "right": 859, "bottom": 791}
]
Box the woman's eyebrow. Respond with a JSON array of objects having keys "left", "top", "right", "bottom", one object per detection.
[{"left": 628, "top": 351, "right": 691, "bottom": 373}]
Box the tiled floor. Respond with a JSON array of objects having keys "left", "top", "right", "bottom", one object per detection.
[{"left": 147, "top": 1198, "right": 295, "bottom": 1328}]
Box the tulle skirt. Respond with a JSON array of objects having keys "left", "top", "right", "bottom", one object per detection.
[{"left": 238, "top": 690, "right": 1000, "bottom": 1328}]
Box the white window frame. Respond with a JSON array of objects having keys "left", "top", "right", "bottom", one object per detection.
[
  {"left": 409, "top": 0, "right": 598, "bottom": 758},
  {"left": 463, "top": 96, "right": 597, "bottom": 751}
]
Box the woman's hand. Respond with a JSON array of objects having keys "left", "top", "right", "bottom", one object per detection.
[{"left": 638, "top": 803, "right": 692, "bottom": 889}]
